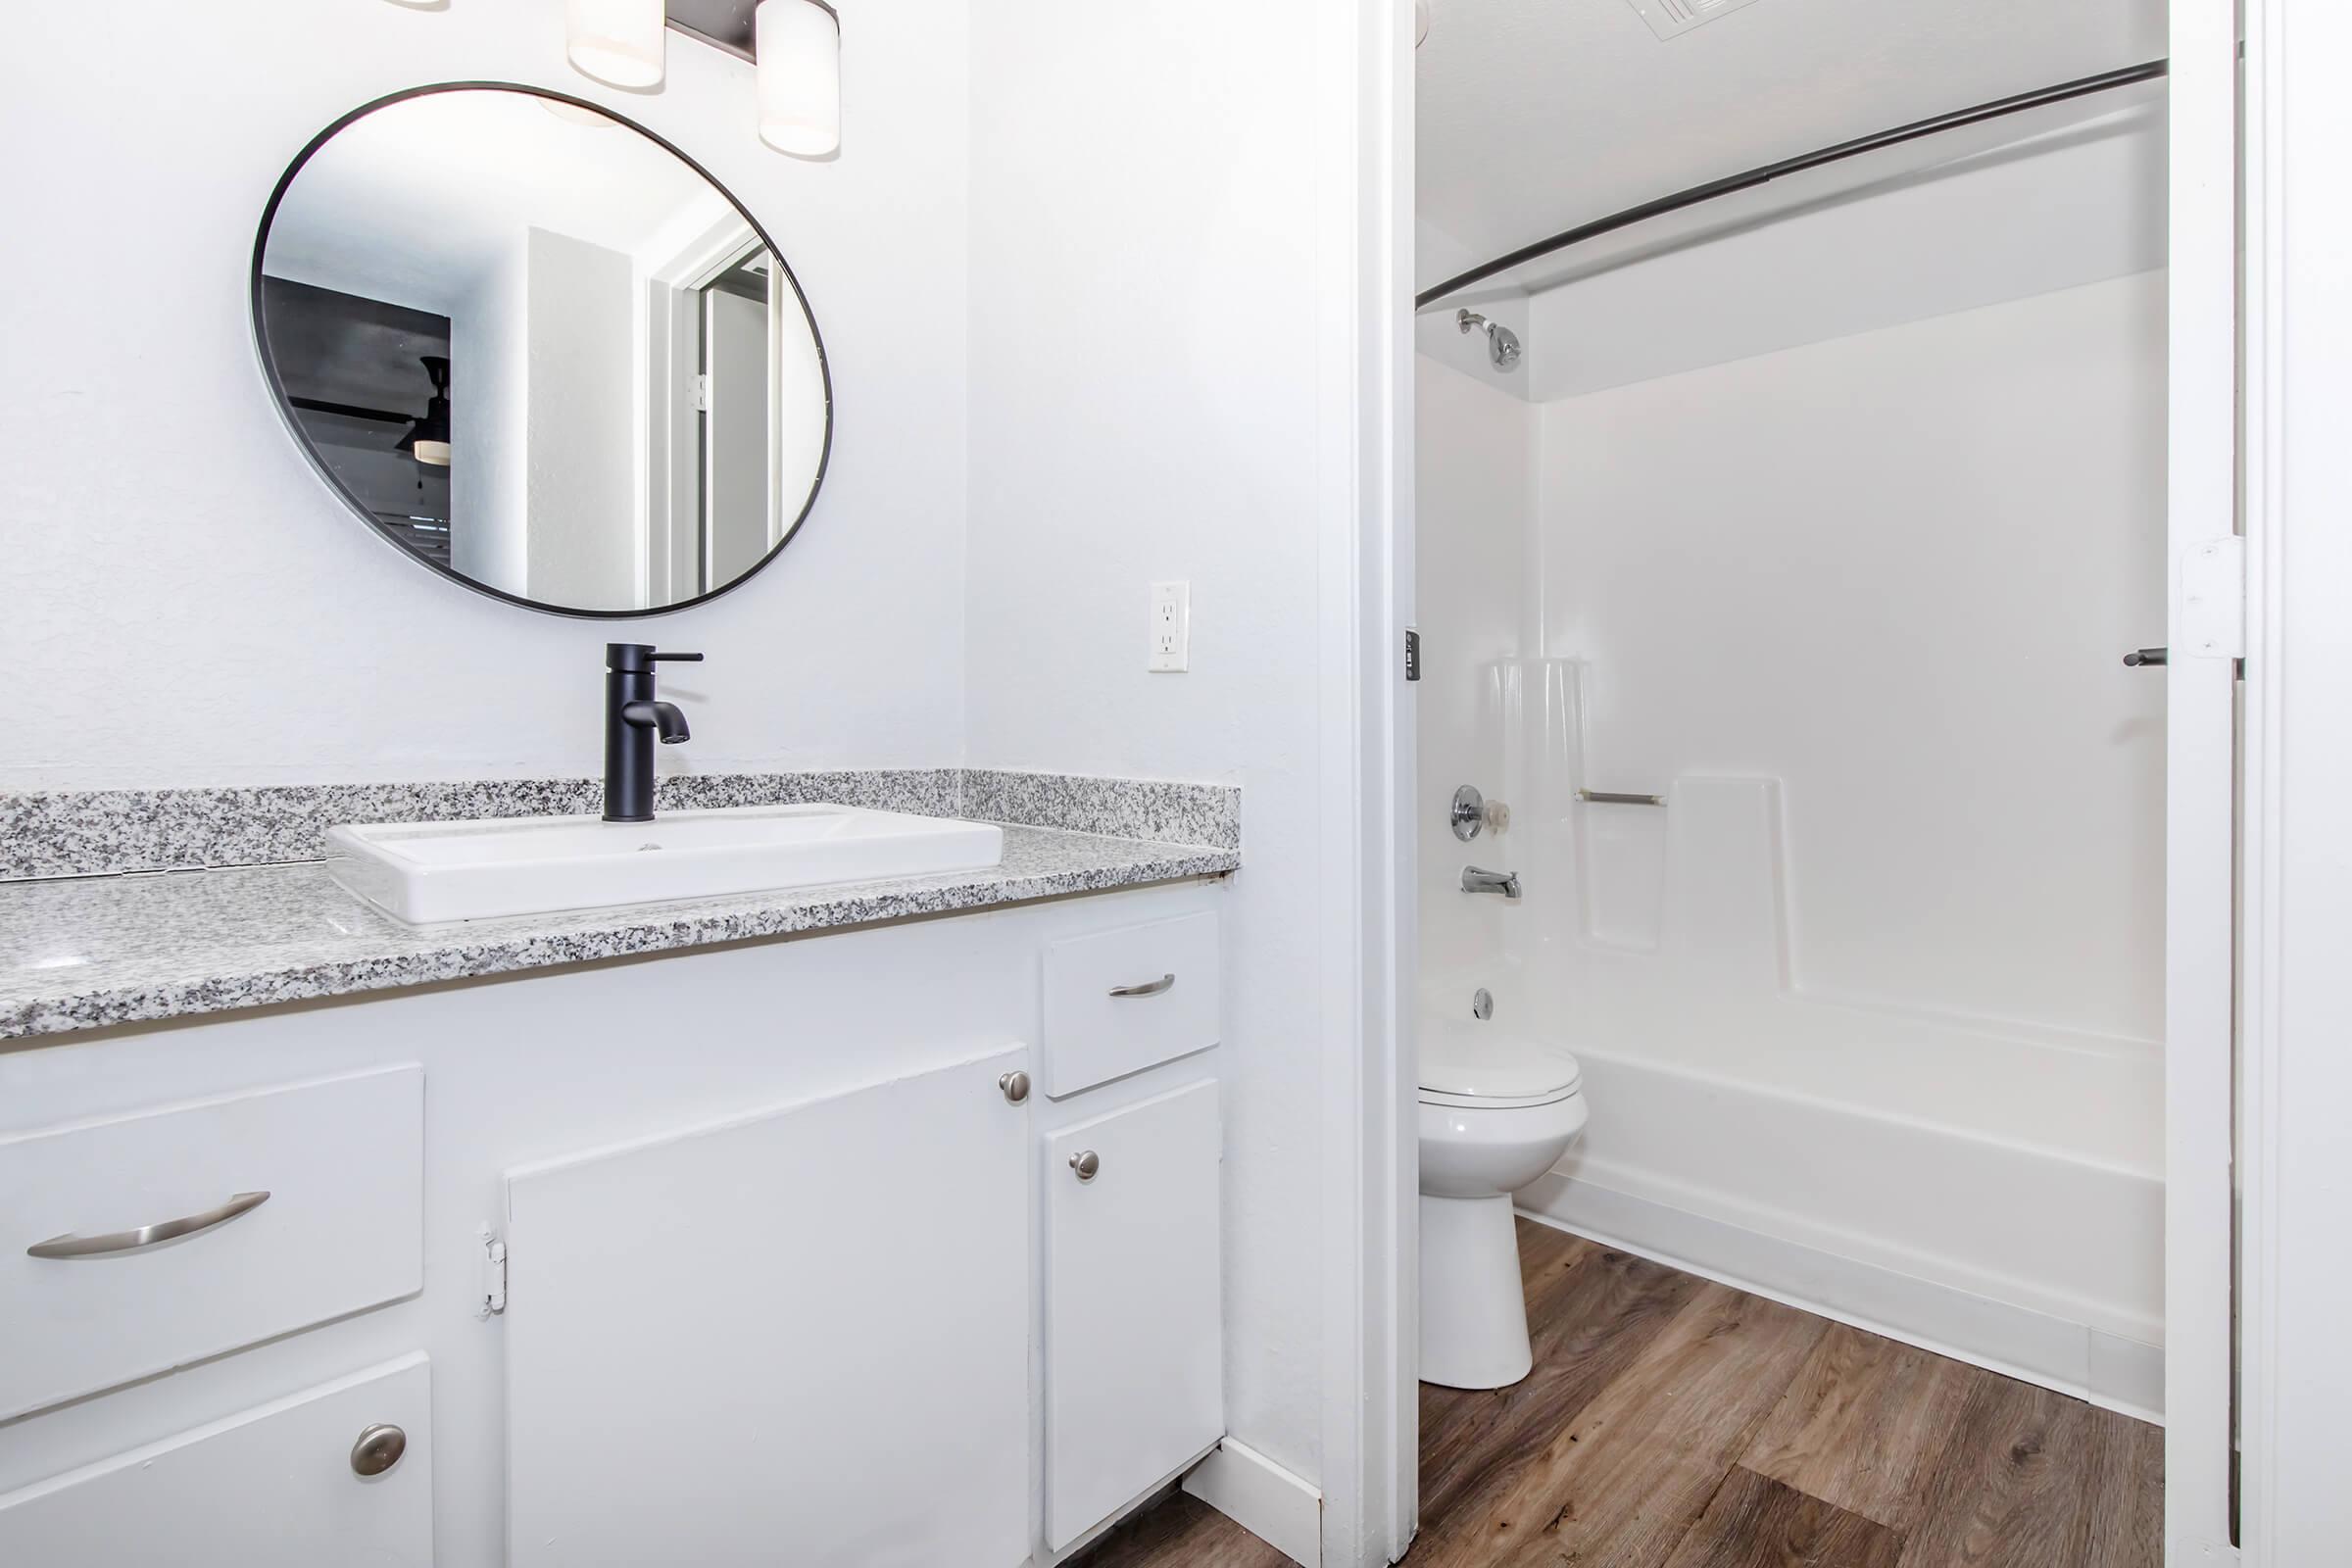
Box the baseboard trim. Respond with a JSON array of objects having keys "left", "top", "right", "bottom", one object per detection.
[
  {"left": 1518, "top": 1172, "right": 2164, "bottom": 1424},
  {"left": 1183, "top": 1438, "right": 1323, "bottom": 1567}
]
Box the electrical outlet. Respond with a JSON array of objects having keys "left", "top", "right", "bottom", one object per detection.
[{"left": 1149, "top": 581, "right": 1190, "bottom": 672}]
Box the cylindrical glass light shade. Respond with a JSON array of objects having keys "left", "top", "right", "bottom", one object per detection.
[
  {"left": 757, "top": 0, "right": 841, "bottom": 158},
  {"left": 565, "top": 0, "right": 665, "bottom": 90}
]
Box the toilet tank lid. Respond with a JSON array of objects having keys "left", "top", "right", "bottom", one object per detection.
[{"left": 1419, "top": 1018, "right": 1582, "bottom": 1102}]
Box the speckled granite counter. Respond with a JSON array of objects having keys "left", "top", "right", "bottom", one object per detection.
[{"left": 0, "top": 823, "right": 1238, "bottom": 1041}]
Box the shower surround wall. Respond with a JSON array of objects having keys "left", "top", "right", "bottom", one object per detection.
[{"left": 1419, "top": 182, "right": 2168, "bottom": 1409}]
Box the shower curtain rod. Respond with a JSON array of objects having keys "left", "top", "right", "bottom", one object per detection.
[{"left": 1415, "top": 57, "right": 2170, "bottom": 310}]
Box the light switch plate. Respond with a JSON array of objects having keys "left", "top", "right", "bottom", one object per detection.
[{"left": 1149, "top": 581, "right": 1190, "bottom": 672}]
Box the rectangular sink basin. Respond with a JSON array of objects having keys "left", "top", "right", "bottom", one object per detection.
[{"left": 324, "top": 804, "right": 1005, "bottom": 926}]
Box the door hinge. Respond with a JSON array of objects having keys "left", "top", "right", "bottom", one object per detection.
[
  {"left": 1404, "top": 628, "right": 1422, "bottom": 683},
  {"left": 2178, "top": 536, "right": 2246, "bottom": 662},
  {"left": 691, "top": 372, "right": 710, "bottom": 413},
  {"left": 477, "top": 1224, "right": 508, "bottom": 1318}
]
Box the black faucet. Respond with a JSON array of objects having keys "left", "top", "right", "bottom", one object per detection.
[{"left": 604, "top": 643, "right": 702, "bottom": 822}]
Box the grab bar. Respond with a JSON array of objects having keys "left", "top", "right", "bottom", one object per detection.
[{"left": 1577, "top": 790, "right": 1666, "bottom": 808}]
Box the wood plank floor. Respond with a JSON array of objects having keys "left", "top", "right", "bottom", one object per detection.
[{"left": 1075, "top": 1219, "right": 2161, "bottom": 1568}]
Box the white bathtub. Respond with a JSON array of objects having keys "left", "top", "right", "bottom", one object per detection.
[{"left": 1509, "top": 968, "right": 2163, "bottom": 1416}]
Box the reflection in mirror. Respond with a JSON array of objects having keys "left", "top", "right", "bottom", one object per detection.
[{"left": 254, "top": 86, "right": 830, "bottom": 615}]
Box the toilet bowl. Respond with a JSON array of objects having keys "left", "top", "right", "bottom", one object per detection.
[{"left": 1418, "top": 1018, "right": 1587, "bottom": 1391}]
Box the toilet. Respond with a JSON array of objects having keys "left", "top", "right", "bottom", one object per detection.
[{"left": 1417, "top": 1017, "right": 1588, "bottom": 1390}]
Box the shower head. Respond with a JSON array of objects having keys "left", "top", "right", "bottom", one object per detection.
[{"left": 1457, "top": 309, "right": 1522, "bottom": 371}]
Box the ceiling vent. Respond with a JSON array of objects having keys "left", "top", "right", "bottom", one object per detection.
[{"left": 1624, "top": 0, "right": 1767, "bottom": 41}]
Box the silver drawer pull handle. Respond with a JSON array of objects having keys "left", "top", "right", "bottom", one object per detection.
[
  {"left": 1070, "top": 1150, "right": 1101, "bottom": 1182},
  {"left": 1108, "top": 973, "right": 1176, "bottom": 999},
  {"left": 26, "top": 1191, "right": 270, "bottom": 1259}
]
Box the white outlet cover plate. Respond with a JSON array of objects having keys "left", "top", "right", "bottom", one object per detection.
[{"left": 1150, "top": 581, "right": 1190, "bottom": 672}]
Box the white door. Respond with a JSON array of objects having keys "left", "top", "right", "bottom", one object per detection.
[
  {"left": 1044, "top": 1079, "right": 1223, "bottom": 1550},
  {"left": 0, "top": 1354, "right": 432, "bottom": 1567},
  {"left": 702, "top": 280, "right": 771, "bottom": 590},
  {"left": 2165, "top": 2, "right": 2241, "bottom": 1558},
  {"left": 504, "top": 1046, "right": 1033, "bottom": 1568}
]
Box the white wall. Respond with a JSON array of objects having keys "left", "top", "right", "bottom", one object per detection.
[
  {"left": 1526, "top": 106, "right": 2166, "bottom": 402},
  {"left": 453, "top": 244, "right": 530, "bottom": 596},
  {"left": 522, "top": 229, "right": 638, "bottom": 611},
  {"left": 1536, "top": 270, "right": 2168, "bottom": 1040},
  {"left": 962, "top": 0, "right": 1344, "bottom": 1490},
  {"left": 1414, "top": 358, "right": 1533, "bottom": 1012},
  {"left": 1, "top": 1, "right": 969, "bottom": 789}
]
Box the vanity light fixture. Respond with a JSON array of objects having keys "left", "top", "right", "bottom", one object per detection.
[
  {"left": 755, "top": 0, "right": 841, "bottom": 158},
  {"left": 565, "top": 0, "right": 666, "bottom": 90}
]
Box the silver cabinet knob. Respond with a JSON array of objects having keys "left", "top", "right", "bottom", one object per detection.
[
  {"left": 999, "top": 1070, "right": 1031, "bottom": 1104},
  {"left": 350, "top": 1423, "right": 407, "bottom": 1478},
  {"left": 1069, "top": 1150, "right": 1101, "bottom": 1182}
]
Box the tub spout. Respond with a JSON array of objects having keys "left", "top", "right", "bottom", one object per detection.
[{"left": 1462, "top": 865, "right": 1521, "bottom": 900}]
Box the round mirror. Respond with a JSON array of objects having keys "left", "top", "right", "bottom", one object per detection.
[{"left": 252, "top": 84, "right": 831, "bottom": 616}]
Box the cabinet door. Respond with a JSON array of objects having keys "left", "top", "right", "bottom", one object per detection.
[
  {"left": 1044, "top": 1079, "right": 1223, "bottom": 1548},
  {"left": 0, "top": 1354, "right": 431, "bottom": 1567},
  {"left": 505, "top": 1046, "right": 1032, "bottom": 1568}
]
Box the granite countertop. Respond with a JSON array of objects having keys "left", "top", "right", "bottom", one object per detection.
[{"left": 0, "top": 823, "right": 1238, "bottom": 1041}]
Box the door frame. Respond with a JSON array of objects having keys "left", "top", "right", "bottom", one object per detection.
[
  {"left": 640, "top": 213, "right": 763, "bottom": 604},
  {"left": 1317, "top": 0, "right": 1415, "bottom": 1564},
  {"left": 2234, "top": 0, "right": 2352, "bottom": 1557},
  {"left": 2164, "top": 0, "right": 2241, "bottom": 1561}
]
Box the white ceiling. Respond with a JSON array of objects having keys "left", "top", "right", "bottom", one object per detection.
[
  {"left": 1415, "top": 0, "right": 2166, "bottom": 292},
  {"left": 265, "top": 88, "right": 736, "bottom": 316}
]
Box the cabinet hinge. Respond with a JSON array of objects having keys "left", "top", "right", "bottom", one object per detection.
[
  {"left": 691, "top": 372, "right": 710, "bottom": 414},
  {"left": 477, "top": 1224, "right": 508, "bottom": 1318},
  {"left": 1403, "top": 628, "right": 1422, "bottom": 683}
]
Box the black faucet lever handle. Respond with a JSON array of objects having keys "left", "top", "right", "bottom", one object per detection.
[{"left": 648, "top": 651, "right": 705, "bottom": 662}]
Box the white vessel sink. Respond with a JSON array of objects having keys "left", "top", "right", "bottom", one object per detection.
[{"left": 324, "top": 804, "right": 1005, "bottom": 926}]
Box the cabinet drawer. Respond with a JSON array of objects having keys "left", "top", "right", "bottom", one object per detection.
[
  {"left": 1044, "top": 1079, "right": 1223, "bottom": 1548},
  {"left": 1042, "top": 910, "right": 1221, "bottom": 1098},
  {"left": 0, "top": 1066, "right": 423, "bottom": 1420},
  {"left": 0, "top": 1353, "right": 431, "bottom": 1566}
]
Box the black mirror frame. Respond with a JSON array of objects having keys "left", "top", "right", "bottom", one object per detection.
[{"left": 249, "top": 80, "right": 834, "bottom": 620}]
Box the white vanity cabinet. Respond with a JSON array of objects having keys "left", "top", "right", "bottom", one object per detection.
[
  {"left": 1042, "top": 1080, "right": 1224, "bottom": 1550},
  {"left": 502, "top": 1046, "right": 1035, "bottom": 1567},
  {"left": 0, "top": 880, "right": 1230, "bottom": 1566},
  {"left": 0, "top": 1356, "right": 433, "bottom": 1567}
]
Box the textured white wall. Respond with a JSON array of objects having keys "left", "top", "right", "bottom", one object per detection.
[
  {"left": 2, "top": 1, "right": 969, "bottom": 789},
  {"left": 962, "top": 0, "right": 1339, "bottom": 1486}
]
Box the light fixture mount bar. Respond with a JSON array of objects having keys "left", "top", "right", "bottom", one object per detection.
[
  {"left": 664, "top": 0, "right": 836, "bottom": 66},
  {"left": 664, "top": 18, "right": 755, "bottom": 66}
]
